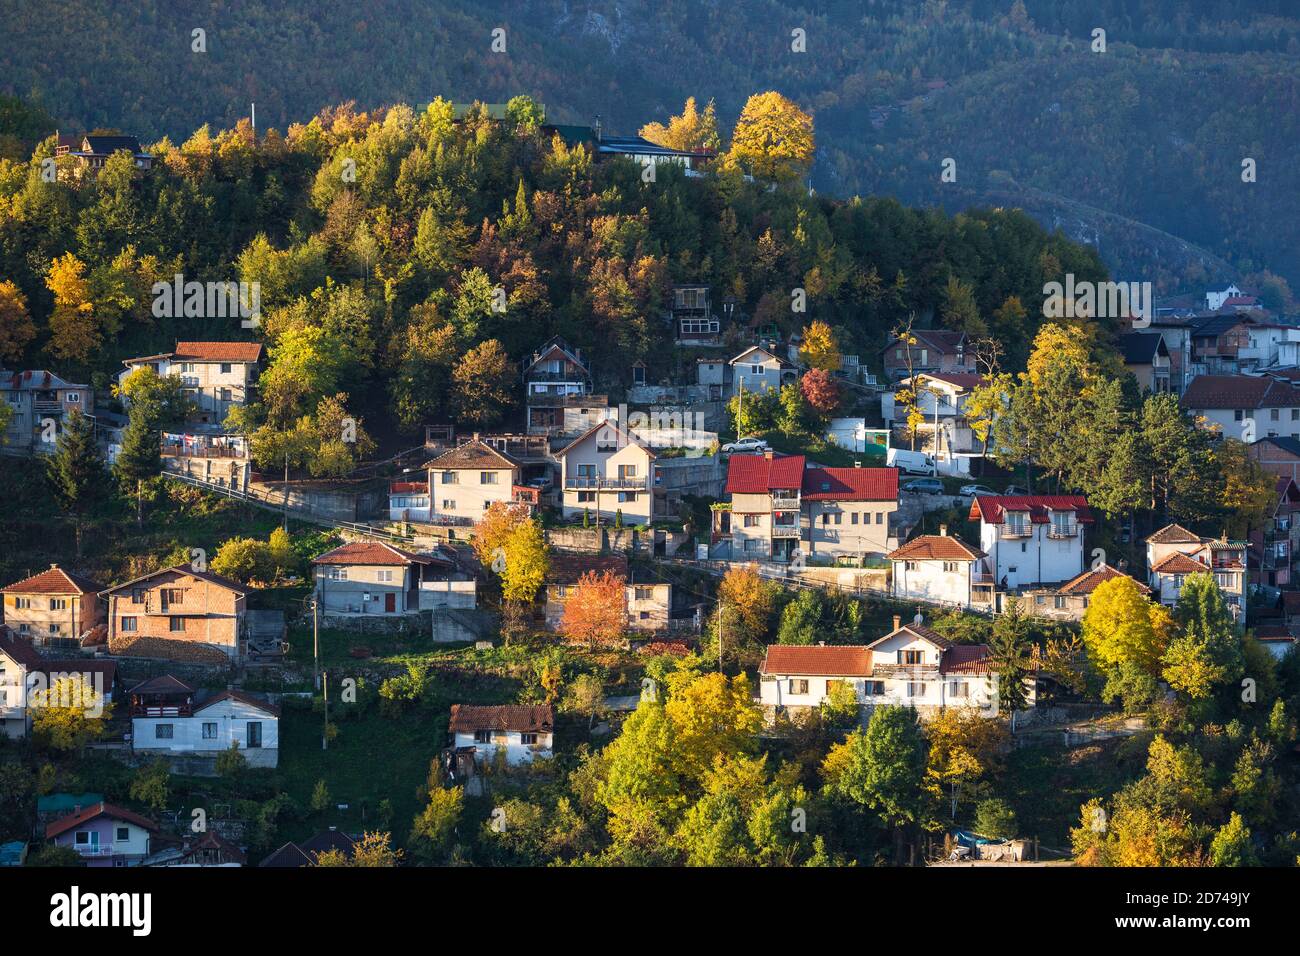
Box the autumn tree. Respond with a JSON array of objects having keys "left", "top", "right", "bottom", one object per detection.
[
  {"left": 472, "top": 501, "right": 533, "bottom": 566},
  {"left": 453, "top": 338, "right": 514, "bottom": 426},
  {"left": 45, "top": 253, "right": 99, "bottom": 364},
  {"left": 639, "top": 97, "right": 721, "bottom": 153},
  {"left": 1215, "top": 438, "right": 1275, "bottom": 538},
  {"left": 799, "top": 368, "right": 841, "bottom": 417},
  {"left": 561, "top": 570, "right": 628, "bottom": 648},
  {"left": 500, "top": 517, "right": 549, "bottom": 604},
  {"left": 0, "top": 279, "right": 36, "bottom": 362},
  {"left": 30, "top": 674, "right": 113, "bottom": 753},
  {"left": 314, "top": 830, "right": 402, "bottom": 867},
  {"left": 410, "top": 785, "right": 463, "bottom": 863},
  {"left": 798, "top": 320, "right": 840, "bottom": 371},
  {"left": 1081, "top": 575, "right": 1173, "bottom": 677},
  {"left": 724, "top": 92, "right": 815, "bottom": 183},
  {"left": 1162, "top": 572, "right": 1243, "bottom": 702},
  {"left": 705, "top": 565, "right": 779, "bottom": 666}
]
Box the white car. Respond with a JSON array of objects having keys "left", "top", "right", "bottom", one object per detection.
[
  {"left": 721, "top": 437, "right": 770, "bottom": 454},
  {"left": 959, "top": 484, "right": 998, "bottom": 498}
]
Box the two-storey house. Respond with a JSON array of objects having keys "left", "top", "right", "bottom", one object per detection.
[
  {"left": 729, "top": 345, "right": 796, "bottom": 398},
  {"left": 968, "top": 495, "right": 1092, "bottom": 590},
  {"left": 45, "top": 802, "right": 157, "bottom": 867},
  {"left": 416, "top": 437, "right": 533, "bottom": 526},
  {"left": 0, "top": 626, "right": 42, "bottom": 739},
  {"left": 311, "top": 541, "right": 474, "bottom": 618},
  {"left": 673, "top": 284, "right": 720, "bottom": 344},
  {"left": 1145, "top": 524, "right": 1248, "bottom": 622},
  {"left": 55, "top": 133, "right": 153, "bottom": 177},
  {"left": 1120, "top": 332, "right": 1173, "bottom": 394},
  {"left": 557, "top": 421, "right": 656, "bottom": 525},
  {"left": 448, "top": 704, "right": 554, "bottom": 767},
  {"left": 0, "top": 370, "right": 94, "bottom": 453},
  {"left": 1181, "top": 374, "right": 1300, "bottom": 441},
  {"left": 881, "top": 372, "right": 989, "bottom": 458},
  {"left": 119, "top": 341, "right": 263, "bottom": 427},
  {"left": 880, "top": 329, "right": 974, "bottom": 381},
  {"left": 1, "top": 565, "right": 103, "bottom": 646},
  {"left": 888, "top": 529, "right": 993, "bottom": 609},
  {"left": 542, "top": 552, "right": 672, "bottom": 633},
  {"left": 101, "top": 567, "right": 249, "bottom": 664},
  {"left": 1023, "top": 564, "right": 1150, "bottom": 621}
]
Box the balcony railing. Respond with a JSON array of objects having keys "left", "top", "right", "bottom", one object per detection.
[
  {"left": 872, "top": 663, "right": 940, "bottom": 679},
  {"left": 33, "top": 400, "right": 64, "bottom": 415},
  {"left": 131, "top": 704, "right": 192, "bottom": 717},
  {"left": 771, "top": 525, "right": 802, "bottom": 539},
  {"left": 565, "top": 477, "right": 648, "bottom": 491},
  {"left": 1002, "top": 524, "right": 1032, "bottom": 538},
  {"left": 1046, "top": 523, "right": 1078, "bottom": 539},
  {"left": 771, "top": 496, "right": 800, "bottom": 510}
]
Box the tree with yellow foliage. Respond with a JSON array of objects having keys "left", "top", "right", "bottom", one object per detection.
[
  {"left": 500, "top": 517, "right": 549, "bottom": 604},
  {"left": 1215, "top": 437, "right": 1276, "bottom": 538},
  {"left": 723, "top": 92, "right": 814, "bottom": 183},
  {"left": 473, "top": 501, "right": 533, "bottom": 567},
  {"left": 639, "top": 97, "right": 721, "bottom": 153},
  {"left": 45, "top": 253, "right": 100, "bottom": 363},
  {"left": 0, "top": 279, "right": 36, "bottom": 363},
  {"left": 30, "top": 674, "right": 113, "bottom": 753},
  {"left": 798, "top": 320, "right": 840, "bottom": 371},
  {"left": 1081, "top": 575, "right": 1173, "bottom": 676}
]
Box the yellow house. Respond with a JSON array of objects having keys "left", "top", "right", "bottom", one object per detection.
[{"left": 1, "top": 565, "right": 103, "bottom": 646}]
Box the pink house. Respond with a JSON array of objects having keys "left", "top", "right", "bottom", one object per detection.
[{"left": 46, "top": 801, "right": 157, "bottom": 867}]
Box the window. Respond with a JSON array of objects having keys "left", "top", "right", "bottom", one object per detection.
[
  {"left": 14, "top": 597, "right": 29, "bottom": 609},
  {"left": 218, "top": 388, "right": 231, "bottom": 402},
  {"left": 441, "top": 471, "right": 458, "bottom": 484},
  {"left": 474, "top": 729, "right": 493, "bottom": 744},
  {"left": 131, "top": 588, "right": 146, "bottom": 604},
  {"left": 49, "top": 624, "right": 61, "bottom": 635},
  {"left": 635, "top": 586, "right": 653, "bottom": 601},
  {"left": 851, "top": 512, "right": 859, "bottom": 525},
  {"left": 789, "top": 679, "right": 809, "bottom": 694},
  {"left": 942, "top": 562, "right": 960, "bottom": 573},
  {"left": 577, "top": 491, "right": 596, "bottom": 503},
  {"left": 202, "top": 722, "right": 218, "bottom": 739},
  {"left": 743, "top": 539, "right": 761, "bottom": 552},
  {"left": 480, "top": 471, "right": 498, "bottom": 485},
  {"left": 950, "top": 681, "right": 969, "bottom": 698},
  {"left": 865, "top": 681, "right": 885, "bottom": 696},
  {"left": 49, "top": 598, "right": 67, "bottom": 610},
  {"left": 17, "top": 624, "right": 28, "bottom": 634},
  {"left": 66, "top": 392, "right": 81, "bottom": 404},
  {"left": 377, "top": 570, "right": 395, "bottom": 583},
  {"left": 520, "top": 732, "right": 538, "bottom": 745},
  {"left": 220, "top": 363, "right": 232, "bottom": 374},
  {"left": 743, "top": 514, "right": 760, "bottom": 528},
  {"left": 120, "top": 617, "right": 137, "bottom": 632},
  {"left": 639, "top": 610, "right": 650, "bottom": 620},
  {"left": 750, "top": 364, "right": 761, "bottom": 375},
  {"left": 1272, "top": 408, "right": 1281, "bottom": 421},
  {"left": 156, "top": 724, "right": 174, "bottom": 739},
  {"left": 876, "top": 512, "right": 883, "bottom": 524},
  {"left": 116, "top": 827, "right": 130, "bottom": 842},
  {"left": 907, "top": 682, "right": 926, "bottom": 698},
  {"left": 1234, "top": 410, "right": 1244, "bottom": 421},
  {"left": 441, "top": 500, "right": 457, "bottom": 510},
  {"left": 904, "top": 561, "right": 918, "bottom": 572},
  {"left": 326, "top": 567, "right": 348, "bottom": 581},
  {"left": 75, "top": 832, "right": 92, "bottom": 846},
  {"left": 246, "top": 722, "right": 262, "bottom": 748},
  {"left": 618, "top": 464, "right": 637, "bottom": 479},
  {"left": 162, "top": 588, "right": 183, "bottom": 606},
  {"left": 169, "top": 617, "right": 186, "bottom": 632},
  {"left": 1054, "top": 595, "right": 1066, "bottom": 609},
  {"left": 902, "top": 650, "right": 924, "bottom": 665}
]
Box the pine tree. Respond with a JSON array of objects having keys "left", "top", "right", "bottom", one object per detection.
[
  {"left": 114, "top": 411, "right": 160, "bottom": 526},
  {"left": 44, "top": 408, "right": 104, "bottom": 557}
]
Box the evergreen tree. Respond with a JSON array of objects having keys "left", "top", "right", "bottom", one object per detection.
[
  {"left": 44, "top": 408, "right": 105, "bottom": 557},
  {"left": 114, "top": 410, "right": 160, "bottom": 526}
]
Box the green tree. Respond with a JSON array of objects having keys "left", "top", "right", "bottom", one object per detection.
[{"left": 44, "top": 407, "right": 104, "bottom": 558}]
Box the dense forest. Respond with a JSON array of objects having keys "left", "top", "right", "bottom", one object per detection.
[
  {"left": 0, "top": 93, "right": 1111, "bottom": 449},
  {"left": 1, "top": 0, "right": 1297, "bottom": 290}
]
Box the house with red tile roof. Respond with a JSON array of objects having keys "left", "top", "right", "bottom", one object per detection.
[
  {"left": 1144, "top": 524, "right": 1247, "bottom": 621},
  {"left": 311, "top": 542, "right": 473, "bottom": 619},
  {"left": 448, "top": 703, "right": 554, "bottom": 766},
  {"left": 542, "top": 551, "right": 672, "bottom": 633},
  {"left": 119, "top": 341, "right": 264, "bottom": 427},
  {"left": 403, "top": 437, "right": 538, "bottom": 527},
  {"left": 46, "top": 801, "right": 157, "bottom": 867},
  {"left": 0, "top": 626, "right": 119, "bottom": 739},
  {"left": 1022, "top": 563, "right": 1150, "bottom": 621},
  {"left": 1181, "top": 373, "right": 1300, "bottom": 439},
  {"left": 757, "top": 612, "right": 1033, "bottom": 717},
  {"left": 716, "top": 451, "right": 899, "bottom": 563},
  {"left": 887, "top": 527, "right": 993, "bottom": 608},
  {"left": 968, "top": 495, "right": 1092, "bottom": 589},
  {"left": 1, "top": 564, "right": 103, "bottom": 645}
]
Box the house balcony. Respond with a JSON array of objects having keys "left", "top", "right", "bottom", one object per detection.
[
  {"left": 1001, "top": 524, "right": 1032, "bottom": 538},
  {"left": 1046, "top": 524, "right": 1078, "bottom": 539},
  {"left": 131, "top": 704, "right": 193, "bottom": 717},
  {"left": 525, "top": 370, "right": 590, "bottom": 384},
  {"left": 872, "top": 664, "right": 940, "bottom": 680},
  {"left": 771, "top": 525, "right": 802, "bottom": 539},
  {"left": 971, "top": 570, "right": 997, "bottom": 585},
  {"left": 512, "top": 485, "right": 541, "bottom": 505},
  {"left": 565, "top": 477, "right": 649, "bottom": 491},
  {"left": 32, "top": 400, "right": 64, "bottom": 416},
  {"left": 771, "top": 496, "right": 800, "bottom": 510}
]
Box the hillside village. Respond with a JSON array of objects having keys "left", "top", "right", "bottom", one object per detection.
[{"left": 0, "top": 93, "right": 1297, "bottom": 872}]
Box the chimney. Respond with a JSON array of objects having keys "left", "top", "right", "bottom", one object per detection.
[
  {"left": 854, "top": 460, "right": 862, "bottom": 468},
  {"left": 472, "top": 432, "right": 480, "bottom": 442},
  {"left": 892, "top": 614, "right": 901, "bottom": 631},
  {"left": 939, "top": 524, "right": 947, "bottom": 537},
  {"left": 50, "top": 562, "right": 59, "bottom": 569},
  {"left": 914, "top": 611, "right": 923, "bottom": 625},
  {"left": 764, "top": 450, "right": 774, "bottom": 460}
]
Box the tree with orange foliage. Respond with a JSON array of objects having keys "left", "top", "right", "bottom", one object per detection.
[
  {"left": 561, "top": 570, "right": 628, "bottom": 649},
  {"left": 799, "top": 367, "right": 841, "bottom": 416}
]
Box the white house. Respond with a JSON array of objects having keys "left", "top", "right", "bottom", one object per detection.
[
  {"left": 728, "top": 345, "right": 796, "bottom": 398},
  {"left": 312, "top": 541, "right": 474, "bottom": 618},
  {"left": 0, "top": 627, "right": 42, "bottom": 739},
  {"left": 119, "top": 341, "right": 263, "bottom": 427},
  {"left": 448, "top": 704, "right": 554, "bottom": 766},
  {"left": 881, "top": 372, "right": 989, "bottom": 458},
  {"left": 888, "top": 529, "right": 993, "bottom": 608},
  {"left": 757, "top": 615, "right": 1031, "bottom": 718},
  {"left": 129, "top": 677, "right": 280, "bottom": 768},
  {"left": 1181, "top": 375, "right": 1300, "bottom": 441},
  {"left": 557, "top": 420, "right": 657, "bottom": 525},
  {"left": 1206, "top": 283, "right": 1243, "bottom": 312},
  {"left": 968, "top": 495, "right": 1092, "bottom": 589},
  {"left": 418, "top": 438, "right": 530, "bottom": 526},
  {"left": 1252, "top": 625, "right": 1296, "bottom": 661},
  {"left": 1145, "top": 523, "right": 1247, "bottom": 622}
]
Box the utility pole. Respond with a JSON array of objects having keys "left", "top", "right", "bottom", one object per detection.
[
  {"left": 322, "top": 670, "right": 329, "bottom": 751},
  {"left": 717, "top": 602, "right": 725, "bottom": 673},
  {"left": 312, "top": 594, "right": 320, "bottom": 691}
]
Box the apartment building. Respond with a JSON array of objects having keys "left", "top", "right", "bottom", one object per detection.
[{"left": 0, "top": 370, "right": 94, "bottom": 453}]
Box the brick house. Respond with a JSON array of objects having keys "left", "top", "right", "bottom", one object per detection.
[{"left": 101, "top": 567, "right": 249, "bottom": 664}]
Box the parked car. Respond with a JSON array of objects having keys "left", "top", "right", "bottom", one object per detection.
[
  {"left": 958, "top": 484, "right": 998, "bottom": 498},
  {"left": 902, "top": 477, "right": 944, "bottom": 495},
  {"left": 1003, "top": 485, "right": 1030, "bottom": 496},
  {"left": 526, "top": 476, "right": 552, "bottom": 491},
  {"left": 887, "top": 448, "right": 935, "bottom": 475},
  {"left": 721, "top": 437, "right": 770, "bottom": 454}
]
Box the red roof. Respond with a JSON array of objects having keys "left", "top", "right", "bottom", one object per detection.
[
  {"left": 1145, "top": 523, "right": 1204, "bottom": 545},
  {"left": 547, "top": 551, "right": 628, "bottom": 585},
  {"left": 968, "top": 495, "right": 1092, "bottom": 524},
  {"left": 1181, "top": 375, "right": 1300, "bottom": 410},
  {"left": 1056, "top": 565, "right": 1150, "bottom": 595},
  {"left": 1151, "top": 552, "right": 1210, "bottom": 574},
  {"left": 172, "top": 341, "right": 264, "bottom": 363},
  {"left": 310, "top": 542, "right": 438, "bottom": 566},
  {"left": 46, "top": 801, "right": 158, "bottom": 839},
  {"left": 941, "top": 644, "right": 992, "bottom": 675},
  {"left": 725, "top": 454, "right": 805, "bottom": 494},
  {"left": 888, "top": 534, "right": 984, "bottom": 561},
  {"left": 449, "top": 704, "right": 554, "bottom": 733},
  {"left": 801, "top": 467, "right": 898, "bottom": 501},
  {"left": 759, "top": 644, "right": 874, "bottom": 677},
  {"left": 2, "top": 566, "right": 102, "bottom": 595}
]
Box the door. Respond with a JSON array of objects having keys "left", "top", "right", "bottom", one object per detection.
[
  {"left": 384, "top": 592, "right": 396, "bottom": 613},
  {"left": 246, "top": 722, "right": 262, "bottom": 748}
]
